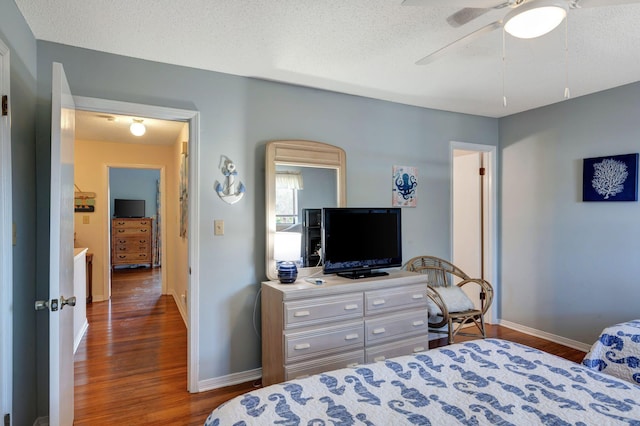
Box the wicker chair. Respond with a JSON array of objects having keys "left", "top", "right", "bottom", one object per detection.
[{"left": 403, "top": 255, "right": 494, "bottom": 344}]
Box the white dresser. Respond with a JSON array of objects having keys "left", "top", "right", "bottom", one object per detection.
[{"left": 261, "top": 270, "right": 429, "bottom": 386}]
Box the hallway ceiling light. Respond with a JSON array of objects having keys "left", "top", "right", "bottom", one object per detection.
[
  {"left": 130, "top": 119, "right": 146, "bottom": 137},
  {"left": 504, "top": 1, "right": 567, "bottom": 39}
]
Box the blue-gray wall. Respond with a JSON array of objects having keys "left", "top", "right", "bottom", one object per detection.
[
  {"left": 500, "top": 82, "right": 640, "bottom": 344},
  {"left": 109, "top": 168, "right": 159, "bottom": 218},
  {"left": 34, "top": 40, "right": 497, "bottom": 403},
  {"left": 0, "top": 1, "right": 38, "bottom": 425}
]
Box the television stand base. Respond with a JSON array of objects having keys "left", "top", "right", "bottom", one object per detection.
[{"left": 337, "top": 270, "right": 389, "bottom": 280}]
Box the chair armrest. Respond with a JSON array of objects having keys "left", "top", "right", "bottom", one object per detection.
[
  {"left": 426, "top": 286, "right": 449, "bottom": 329},
  {"left": 456, "top": 278, "right": 494, "bottom": 316}
]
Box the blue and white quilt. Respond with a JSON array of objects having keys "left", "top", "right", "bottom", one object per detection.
[
  {"left": 583, "top": 319, "right": 640, "bottom": 386},
  {"left": 205, "top": 338, "right": 640, "bottom": 425}
]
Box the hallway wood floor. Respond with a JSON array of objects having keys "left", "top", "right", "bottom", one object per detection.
[{"left": 74, "top": 268, "right": 586, "bottom": 425}]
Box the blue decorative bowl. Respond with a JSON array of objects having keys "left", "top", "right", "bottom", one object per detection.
[{"left": 277, "top": 261, "right": 298, "bottom": 284}]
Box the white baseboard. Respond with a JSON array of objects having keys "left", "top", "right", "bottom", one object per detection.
[
  {"left": 33, "top": 416, "right": 49, "bottom": 426},
  {"left": 73, "top": 319, "right": 89, "bottom": 354},
  {"left": 498, "top": 319, "right": 591, "bottom": 353},
  {"left": 171, "top": 289, "right": 188, "bottom": 327},
  {"left": 199, "top": 368, "right": 262, "bottom": 392}
]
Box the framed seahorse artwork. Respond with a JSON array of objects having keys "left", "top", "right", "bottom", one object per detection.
[
  {"left": 583, "top": 153, "right": 638, "bottom": 202},
  {"left": 392, "top": 165, "right": 418, "bottom": 207}
]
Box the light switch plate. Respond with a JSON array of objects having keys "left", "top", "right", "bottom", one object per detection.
[{"left": 214, "top": 219, "right": 224, "bottom": 236}]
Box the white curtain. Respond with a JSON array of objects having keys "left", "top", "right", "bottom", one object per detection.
[{"left": 276, "top": 172, "right": 304, "bottom": 190}]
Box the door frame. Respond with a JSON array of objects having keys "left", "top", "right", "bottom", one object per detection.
[
  {"left": 0, "top": 37, "right": 12, "bottom": 422},
  {"left": 450, "top": 141, "right": 498, "bottom": 325},
  {"left": 74, "top": 96, "right": 201, "bottom": 392}
]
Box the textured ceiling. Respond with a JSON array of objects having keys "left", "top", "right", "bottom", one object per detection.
[
  {"left": 75, "top": 110, "right": 186, "bottom": 146},
  {"left": 15, "top": 0, "right": 640, "bottom": 118}
]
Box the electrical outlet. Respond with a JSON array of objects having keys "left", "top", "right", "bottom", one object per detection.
[
  {"left": 83, "top": 215, "right": 90, "bottom": 224},
  {"left": 214, "top": 219, "right": 224, "bottom": 236}
]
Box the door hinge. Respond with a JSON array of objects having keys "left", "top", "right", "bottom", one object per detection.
[
  {"left": 4, "top": 413, "right": 10, "bottom": 426},
  {"left": 1, "top": 95, "right": 7, "bottom": 116},
  {"left": 479, "top": 167, "right": 486, "bottom": 176}
]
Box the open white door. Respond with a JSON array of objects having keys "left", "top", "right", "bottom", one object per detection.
[
  {"left": 0, "top": 38, "right": 12, "bottom": 424},
  {"left": 451, "top": 142, "right": 497, "bottom": 325},
  {"left": 49, "top": 62, "right": 76, "bottom": 425}
]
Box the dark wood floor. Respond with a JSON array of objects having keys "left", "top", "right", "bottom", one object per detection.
[{"left": 74, "top": 268, "right": 586, "bottom": 425}]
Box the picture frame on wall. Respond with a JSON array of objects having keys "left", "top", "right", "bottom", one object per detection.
[
  {"left": 583, "top": 153, "right": 639, "bottom": 202},
  {"left": 392, "top": 165, "right": 418, "bottom": 207}
]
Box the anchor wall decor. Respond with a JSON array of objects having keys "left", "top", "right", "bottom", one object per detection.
[{"left": 215, "top": 155, "right": 246, "bottom": 204}]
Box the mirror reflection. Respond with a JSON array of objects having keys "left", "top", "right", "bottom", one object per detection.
[
  {"left": 274, "top": 166, "right": 337, "bottom": 267},
  {"left": 265, "top": 140, "right": 346, "bottom": 281}
]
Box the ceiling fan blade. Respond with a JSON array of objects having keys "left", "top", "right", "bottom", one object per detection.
[
  {"left": 447, "top": 8, "right": 491, "bottom": 27},
  {"left": 571, "top": 0, "right": 640, "bottom": 7},
  {"left": 401, "top": 0, "right": 507, "bottom": 7},
  {"left": 415, "top": 20, "right": 503, "bottom": 65}
]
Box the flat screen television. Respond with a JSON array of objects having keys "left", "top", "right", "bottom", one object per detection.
[
  {"left": 114, "top": 198, "right": 146, "bottom": 218},
  {"left": 322, "top": 207, "right": 402, "bottom": 279}
]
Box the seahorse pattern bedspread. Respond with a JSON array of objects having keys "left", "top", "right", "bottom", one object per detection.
[
  {"left": 205, "top": 338, "right": 640, "bottom": 425},
  {"left": 583, "top": 319, "right": 640, "bottom": 385}
]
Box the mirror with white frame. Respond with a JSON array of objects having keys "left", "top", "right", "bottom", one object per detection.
[{"left": 265, "top": 140, "right": 346, "bottom": 281}]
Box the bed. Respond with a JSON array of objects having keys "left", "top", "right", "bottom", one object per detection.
[
  {"left": 205, "top": 338, "right": 640, "bottom": 425},
  {"left": 583, "top": 319, "right": 640, "bottom": 385}
]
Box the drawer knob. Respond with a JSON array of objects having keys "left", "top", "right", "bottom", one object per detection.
[
  {"left": 344, "top": 333, "right": 359, "bottom": 341},
  {"left": 372, "top": 299, "right": 386, "bottom": 306},
  {"left": 374, "top": 356, "right": 386, "bottom": 362},
  {"left": 344, "top": 304, "right": 359, "bottom": 311},
  {"left": 372, "top": 327, "right": 386, "bottom": 335},
  {"left": 141, "top": 229, "right": 148, "bottom": 232},
  {"left": 293, "top": 310, "right": 310, "bottom": 317},
  {"left": 117, "top": 229, "right": 125, "bottom": 233},
  {"left": 412, "top": 320, "right": 425, "bottom": 327},
  {"left": 413, "top": 346, "right": 425, "bottom": 353},
  {"left": 294, "top": 343, "right": 311, "bottom": 351},
  {"left": 412, "top": 294, "right": 425, "bottom": 299}
]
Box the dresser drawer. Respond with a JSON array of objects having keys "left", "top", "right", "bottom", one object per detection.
[
  {"left": 112, "top": 219, "right": 152, "bottom": 229},
  {"left": 113, "top": 236, "right": 151, "bottom": 246},
  {"left": 114, "top": 241, "right": 150, "bottom": 253},
  {"left": 365, "top": 284, "right": 427, "bottom": 315},
  {"left": 365, "top": 310, "right": 428, "bottom": 344},
  {"left": 113, "top": 227, "right": 151, "bottom": 236},
  {"left": 365, "top": 335, "right": 429, "bottom": 363},
  {"left": 285, "top": 350, "right": 364, "bottom": 381},
  {"left": 285, "top": 321, "right": 364, "bottom": 362},
  {"left": 284, "top": 294, "right": 363, "bottom": 328},
  {"left": 112, "top": 252, "right": 151, "bottom": 263},
  {"left": 114, "top": 244, "right": 149, "bottom": 254}
]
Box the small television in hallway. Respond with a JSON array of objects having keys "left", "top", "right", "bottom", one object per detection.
[{"left": 113, "top": 199, "right": 146, "bottom": 218}]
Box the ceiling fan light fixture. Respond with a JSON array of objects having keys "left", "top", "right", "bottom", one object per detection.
[
  {"left": 504, "top": 1, "right": 567, "bottom": 39},
  {"left": 130, "top": 119, "right": 146, "bottom": 136}
]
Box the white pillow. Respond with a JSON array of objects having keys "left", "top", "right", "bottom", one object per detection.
[{"left": 427, "top": 286, "right": 475, "bottom": 317}]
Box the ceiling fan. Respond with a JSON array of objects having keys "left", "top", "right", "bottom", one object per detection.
[{"left": 403, "top": 0, "right": 640, "bottom": 65}]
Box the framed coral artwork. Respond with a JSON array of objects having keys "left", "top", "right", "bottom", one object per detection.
[
  {"left": 392, "top": 165, "right": 418, "bottom": 207},
  {"left": 583, "top": 153, "right": 639, "bottom": 202}
]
